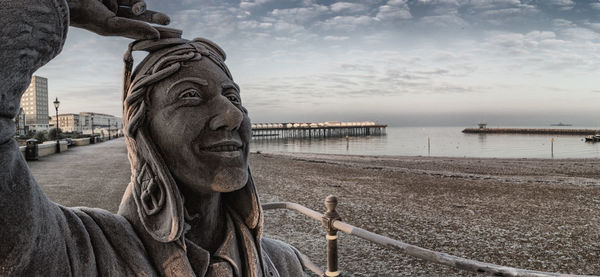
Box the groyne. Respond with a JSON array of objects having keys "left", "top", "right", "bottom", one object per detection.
[{"left": 463, "top": 128, "right": 599, "bottom": 135}]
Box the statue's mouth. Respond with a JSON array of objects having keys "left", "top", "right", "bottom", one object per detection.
[{"left": 200, "top": 140, "right": 243, "bottom": 152}]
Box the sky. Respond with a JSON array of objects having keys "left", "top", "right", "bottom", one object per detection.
[{"left": 37, "top": 0, "right": 600, "bottom": 127}]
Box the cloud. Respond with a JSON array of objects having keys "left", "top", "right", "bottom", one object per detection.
[
  {"left": 543, "top": 0, "right": 575, "bottom": 10},
  {"left": 419, "top": 14, "right": 468, "bottom": 28},
  {"left": 171, "top": 7, "right": 241, "bottom": 39},
  {"left": 482, "top": 29, "right": 600, "bottom": 75},
  {"left": 330, "top": 2, "right": 368, "bottom": 14},
  {"left": 324, "top": 36, "right": 349, "bottom": 41},
  {"left": 584, "top": 21, "right": 600, "bottom": 32},
  {"left": 240, "top": 0, "right": 276, "bottom": 10},
  {"left": 376, "top": 0, "right": 412, "bottom": 21},
  {"left": 270, "top": 4, "right": 329, "bottom": 25},
  {"left": 316, "top": 15, "right": 376, "bottom": 32},
  {"left": 559, "top": 28, "right": 599, "bottom": 40},
  {"left": 552, "top": 18, "right": 575, "bottom": 28}
]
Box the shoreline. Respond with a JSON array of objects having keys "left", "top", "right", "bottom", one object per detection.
[{"left": 256, "top": 150, "right": 600, "bottom": 160}]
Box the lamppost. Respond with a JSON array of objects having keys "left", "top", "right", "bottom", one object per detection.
[
  {"left": 15, "top": 108, "right": 21, "bottom": 137},
  {"left": 53, "top": 97, "right": 60, "bottom": 153}
]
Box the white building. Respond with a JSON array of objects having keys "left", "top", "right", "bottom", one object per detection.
[
  {"left": 50, "top": 112, "right": 123, "bottom": 136},
  {"left": 79, "top": 112, "right": 123, "bottom": 137}
]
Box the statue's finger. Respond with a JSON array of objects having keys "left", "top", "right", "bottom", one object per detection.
[
  {"left": 116, "top": 8, "right": 170, "bottom": 25},
  {"left": 105, "top": 16, "right": 159, "bottom": 40},
  {"left": 117, "top": 0, "right": 146, "bottom": 15},
  {"left": 117, "top": 0, "right": 143, "bottom": 6},
  {"left": 102, "top": 0, "right": 119, "bottom": 13}
]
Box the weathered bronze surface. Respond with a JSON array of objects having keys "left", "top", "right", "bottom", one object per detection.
[{"left": 0, "top": 1, "right": 308, "bottom": 276}]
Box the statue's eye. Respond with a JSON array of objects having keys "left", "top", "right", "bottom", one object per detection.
[
  {"left": 179, "top": 89, "right": 201, "bottom": 99},
  {"left": 225, "top": 94, "right": 241, "bottom": 105}
]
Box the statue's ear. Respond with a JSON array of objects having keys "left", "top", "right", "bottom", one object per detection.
[
  {"left": 131, "top": 132, "right": 185, "bottom": 243},
  {"left": 224, "top": 170, "right": 262, "bottom": 230}
]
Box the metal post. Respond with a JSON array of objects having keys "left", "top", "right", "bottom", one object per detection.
[
  {"left": 428, "top": 137, "right": 431, "bottom": 156},
  {"left": 108, "top": 118, "right": 111, "bottom": 140},
  {"left": 91, "top": 114, "right": 94, "bottom": 135},
  {"left": 322, "top": 195, "right": 341, "bottom": 277}
]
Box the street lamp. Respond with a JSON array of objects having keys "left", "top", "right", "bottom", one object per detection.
[
  {"left": 53, "top": 97, "right": 60, "bottom": 153},
  {"left": 15, "top": 108, "right": 22, "bottom": 137}
]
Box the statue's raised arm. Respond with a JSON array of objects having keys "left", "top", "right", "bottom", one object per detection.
[
  {"left": 0, "top": 1, "right": 169, "bottom": 275},
  {"left": 0, "top": 0, "right": 170, "bottom": 143}
]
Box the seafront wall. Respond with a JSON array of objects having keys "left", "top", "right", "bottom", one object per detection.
[
  {"left": 462, "top": 128, "right": 600, "bottom": 135},
  {"left": 18, "top": 137, "right": 101, "bottom": 159}
]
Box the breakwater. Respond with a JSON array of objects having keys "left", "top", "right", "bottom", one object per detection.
[
  {"left": 252, "top": 121, "right": 387, "bottom": 139},
  {"left": 462, "top": 128, "right": 600, "bottom": 135}
]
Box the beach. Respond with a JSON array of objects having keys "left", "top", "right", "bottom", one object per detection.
[
  {"left": 28, "top": 140, "right": 600, "bottom": 276},
  {"left": 252, "top": 153, "right": 600, "bottom": 276}
]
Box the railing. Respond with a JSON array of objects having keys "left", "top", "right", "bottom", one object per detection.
[{"left": 262, "top": 196, "right": 596, "bottom": 277}]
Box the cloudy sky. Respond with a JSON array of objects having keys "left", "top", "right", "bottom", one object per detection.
[{"left": 38, "top": 0, "right": 600, "bottom": 126}]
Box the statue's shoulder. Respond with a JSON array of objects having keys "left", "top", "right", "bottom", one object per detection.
[
  {"left": 70, "top": 207, "right": 139, "bottom": 235},
  {"left": 261, "top": 237, "right": 310, "bottom": 276},
  {"left": 61, "top": 206, "right": 158, "bottom": 276}
]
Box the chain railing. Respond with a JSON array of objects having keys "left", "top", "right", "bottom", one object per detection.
[{"left": 262, "top": 196, "right": 597, "bottom": 277}]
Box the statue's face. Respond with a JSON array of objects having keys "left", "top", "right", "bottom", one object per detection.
[{"left": 146, "top": 57, "right": 250, "bottom": 194}]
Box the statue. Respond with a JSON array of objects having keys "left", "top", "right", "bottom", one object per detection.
[{"left": 0, "top": 0, "right": 309, "bottom": 276}]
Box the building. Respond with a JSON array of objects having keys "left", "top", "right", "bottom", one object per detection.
[
  {"left": 19, "top": 76, "right": 50, "bottom": 131},
  {"left": 14, "top": 108, "right": 26, "bottom": 136},
  {"left": 50, "top": 112, "right": 123, "bottom": 136},
  {"left": 50, "top": 113, "right": 81, "bottom": 133}
]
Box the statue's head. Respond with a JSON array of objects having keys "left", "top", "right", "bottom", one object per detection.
[
  {"left": 120, "top": 36, "right": 260, "bottom": 243},
  {"left": 138, "top": 39, "right": 250, "bottom": 195}
]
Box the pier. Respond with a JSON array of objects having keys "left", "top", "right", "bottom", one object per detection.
[
  {"left": 463, "top": 128, "right": 600, "bottom": 135},
  {"left": 251, "top": 121, "right": 387, "bottom": 139}
]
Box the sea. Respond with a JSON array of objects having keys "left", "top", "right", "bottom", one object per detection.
[{"left": 249, "top": 126, "right": 600, "bottom": 159}]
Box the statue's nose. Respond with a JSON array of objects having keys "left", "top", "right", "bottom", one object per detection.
[{"left": 208, "top": 100, "right": 243, "bottom": 131}]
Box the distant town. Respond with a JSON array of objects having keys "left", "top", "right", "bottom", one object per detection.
[{"left": 14, "top": 75, "right": 123, "bottom": 142}]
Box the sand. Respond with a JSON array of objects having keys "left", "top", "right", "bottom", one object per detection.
[{"left": 251, "top": 152, "right": 600, "bottom": 276}]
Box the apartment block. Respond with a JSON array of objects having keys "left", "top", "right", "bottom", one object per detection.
[{"left": 20, "top": 76, "right": 50, "bottom": 131}]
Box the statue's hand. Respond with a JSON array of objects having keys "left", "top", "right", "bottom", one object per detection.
[{"left": 67, "top": 0, "right": 170, "bottom": 40}]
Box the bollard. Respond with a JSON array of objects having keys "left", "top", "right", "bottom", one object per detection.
[{"left": 322, "top": 195, "right": 341, "bottom": 277}]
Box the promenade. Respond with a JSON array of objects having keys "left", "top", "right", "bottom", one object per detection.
[{"left": 28, "top": 137, "right": 130, "bottom": 213}]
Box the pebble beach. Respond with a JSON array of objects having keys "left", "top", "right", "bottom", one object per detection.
[{"left": 252, "top": 152, "right": 600, "bottom": 276}]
